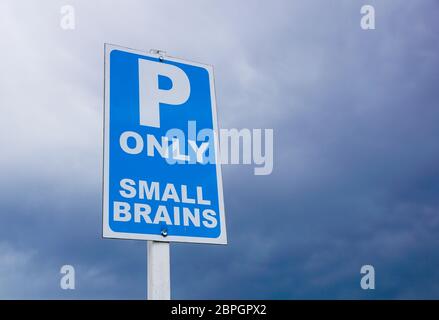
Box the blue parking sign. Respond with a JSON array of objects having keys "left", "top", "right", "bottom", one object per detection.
[{"left": 103, "top": 44, "right": 227, "bottom": 244}]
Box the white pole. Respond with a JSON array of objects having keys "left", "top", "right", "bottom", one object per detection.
[
  {"left": 146, "top": 49, "right": 170, "bottom": 301},
  {"left": 147, "top": 240, "right": 170, "bottom": 300}
]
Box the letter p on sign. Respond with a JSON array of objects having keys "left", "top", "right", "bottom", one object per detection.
[{"left": 138, "top": 59, "right": 191, "bottom": 128}]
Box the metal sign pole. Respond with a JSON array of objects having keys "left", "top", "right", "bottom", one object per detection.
[
  {"left": 146, "top": 49, "right": 170, "bottom": 301},
  {"left": 147, "top": 240, "right": 170, "bottom": 300}
]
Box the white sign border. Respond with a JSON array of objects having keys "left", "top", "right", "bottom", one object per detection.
[{"left": 102, "top": 43, "right": 227, "bottom": 245}]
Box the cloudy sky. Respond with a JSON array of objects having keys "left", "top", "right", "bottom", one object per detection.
[{"left": 0, "top": 0, "right": 438, "bottom": 299}]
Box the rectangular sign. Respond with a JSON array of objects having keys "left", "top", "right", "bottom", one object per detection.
[{"left": 103, "top": 44, "right": 227, "bottom": 244}]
